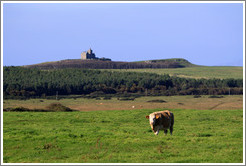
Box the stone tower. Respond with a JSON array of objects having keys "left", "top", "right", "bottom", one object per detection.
[
  {"left": 87, "top": 48, "right": 92, "bottom": 54},
  {"left": 81, "top": 48, "right": 97, "bottom": 60}
]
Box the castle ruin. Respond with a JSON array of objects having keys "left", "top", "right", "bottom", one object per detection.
[
  {"left": 81, "top": 48, "right": 111, "bottom": 61},
  {"left": 81, "top": 48, "right": 97, "bottom": 60}
]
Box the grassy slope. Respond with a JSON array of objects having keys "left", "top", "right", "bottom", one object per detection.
[
  {"left": 102, "top": 66, "right": 243, "bottom": 79},
  {"left": 134, "top": 58, "right": 197, "bottom": 67},
  {"left": 3, "top": 108, "right": 243, "bottom": 163},
  {"left": 25, "top": 58, "right": 195, "bottom": 67},
  {"left": 22, "top": 58, "right": 242, "bottom": 79}
]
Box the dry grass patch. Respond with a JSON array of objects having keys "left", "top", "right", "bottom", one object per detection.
[{"left": 3, "top": 95, "right": 243, "bottom": 112}]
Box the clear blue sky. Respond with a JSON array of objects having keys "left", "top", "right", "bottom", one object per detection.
[{"left": 3, "top": 2, "right": 244, "bottom": 66}]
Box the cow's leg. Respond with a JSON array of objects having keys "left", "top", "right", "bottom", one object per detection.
[
  {"left": 154, "top": 130, "right": 159, "bottom": 135},
  {"left": 170, "top": 126, "right": 173, "bottom": 135},
  {"left": 164, "top": 129, "right": 168, "bottom": 135}
]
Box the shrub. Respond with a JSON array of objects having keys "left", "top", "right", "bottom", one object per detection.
[
  {"left": 147, "top": 99, "right": 166, "bottom": 103},
  {"left": 3, "top": 107, "right": 47, "bottom": 112},
  {"left": 3, "top": 107, "right": 30, "bottom": 112},
  {"left": 3, "top": 104, "right": 77, "bottom": 112},
  {"left": 208, "top": 95, "right": 224, "bottom": 98},
  {"left": 118, "top": 97, "right": 135, "bottom": 101},
  {"left": 103, "top": 97, "right": 111, "bottom": 100},
  {"left": 46, "top": 103, "right": 76, "bottom": 112}
]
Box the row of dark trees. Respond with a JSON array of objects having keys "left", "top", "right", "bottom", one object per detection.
[{"left": 3, "top": 67, "right": 243, "bottom": 99}]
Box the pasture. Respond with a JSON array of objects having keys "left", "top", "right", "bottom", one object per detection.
[
  {"left": 3, "top": 108, "right": 243, "bottom": 163},
  {"left": 3, "top": 95, "right": 243, "bottom": 111},
  {"left": 102, "top": 66, "right": 243, "bottom": 79}
]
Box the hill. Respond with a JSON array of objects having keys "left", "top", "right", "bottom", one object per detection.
[
  {"left": 23, "top": 58, "right": 196, "bottom": 70},
  {"left": 135, "top": 58, "right": 197, "bottom": 67}
]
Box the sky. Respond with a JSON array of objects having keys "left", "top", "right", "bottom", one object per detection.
[{"left": 3, "top": 2, "right": 244, "bottom": 66}]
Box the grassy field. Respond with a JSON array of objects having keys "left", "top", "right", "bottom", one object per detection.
[
  {"left": 102, "top": 66, "right": 243, "bottom": 79},
  {"left": 3, "top": 95, "right": 244, "bottom": 163},
  {"left": 3, "top": 95, "right": 243, "bottom": 111},
  {"left": 3, "top": 108, "right": 243, "bottom": 163}
]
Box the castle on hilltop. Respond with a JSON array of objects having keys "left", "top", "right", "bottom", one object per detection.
[
  {"left": 81, "top": 48, "right": 111, "bottom": 61},
  {"left": 81, "top": 48, "right": 97, "bottom": 60}
]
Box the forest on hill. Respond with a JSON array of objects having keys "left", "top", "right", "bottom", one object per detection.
[
  {"left": 24, "top": 58, "right": 192, "bottom": 70},
  {"left": 3, "top": 67, "right": 243, "bottom": 99}
]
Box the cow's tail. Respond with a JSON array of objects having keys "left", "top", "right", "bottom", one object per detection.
[
  {"left": 170, "top": 113, "right": 174, "bottom": 135},
  {"left": 171, "top": 113, "right": 174, "bottom": 126}
]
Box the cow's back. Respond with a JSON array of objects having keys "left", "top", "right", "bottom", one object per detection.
[{"left": 155, "top": 110, "right": 173, "bottom": 129}]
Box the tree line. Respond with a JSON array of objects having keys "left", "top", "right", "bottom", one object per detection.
[{"left": 3, "top": 67, "right": 243, "bottom": 99}]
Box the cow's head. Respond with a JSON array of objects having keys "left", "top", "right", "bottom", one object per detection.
[{"left": 146, "top": 114, "right": 161, "bottom": 130}]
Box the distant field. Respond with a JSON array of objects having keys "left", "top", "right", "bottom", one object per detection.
[
  {"left": 3, "top": 95, "right": 243, "bottom": 111},
  {"left": 102, "top": 66, "right": 243, "bottom": 79},
  {"left": 3, "top": 108, "right": 243, "bottom": 163}
]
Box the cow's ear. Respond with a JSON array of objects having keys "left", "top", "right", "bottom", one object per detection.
[
  {"left": 155, "top": 114, "right": 160, "bottom": 119},
  {"left": 145, "top": 115, "right": 149, "bottom": 119}
]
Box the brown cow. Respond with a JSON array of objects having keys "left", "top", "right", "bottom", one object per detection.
[{"left": 146, "top": 110, "right": 174, "bottom": 135}]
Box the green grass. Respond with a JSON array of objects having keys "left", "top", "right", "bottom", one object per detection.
[
  {"left": 3, "top": 108, "right": 243, "bottom": 163},
  {"left": 134, "top": 58, "right": 197, "bottom": 67},
  {"left": 101, "top": 66, "right": 243, "bottom": 79}
]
